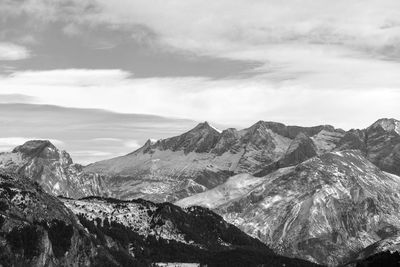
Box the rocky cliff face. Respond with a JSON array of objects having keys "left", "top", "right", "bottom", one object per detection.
[
  {"left": 280, "top": 133, "right": 318, "bottom": 166},
  {"left": 365, "top": 118, "right": 400, "bottom": 176},
  {"left": 254, "top": 132, "right": 318, "bottom": 176},
  {"left": 0, "top": 140, "right": 110, "bottom": 199},
  {"left": 333, "top": 119, "right": 400, "bottom": 177},
  {"left": 177, "top": 150, "right": 400, "bottom": 265}
]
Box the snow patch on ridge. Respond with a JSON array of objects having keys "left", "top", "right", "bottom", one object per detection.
[
  {"left": 175, "top": 173, "right": 264, "bottom": 209},
  {"left": 395, "top": 121, "right": 400, "bottom": 135},
  {"left": 209, "top": 123, "right": 222, "bottom": 133}
]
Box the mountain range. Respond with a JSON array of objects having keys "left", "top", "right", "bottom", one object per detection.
[{"left": 1, "top": 118, "right": 400, "bottom": 266}]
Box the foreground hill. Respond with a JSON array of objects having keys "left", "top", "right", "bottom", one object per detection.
[
  {"left": 177, "top": 150, "right": 400, "bottom": 265},
  {"left": 62, "top": 196, "right": 321, "bottom": 266},
  {"left": 345, "top": 251, "right": 400, "bottom": 267},
  {"left": 0, "top": 171, "right": 118, "bottom": 266},
  {"left": 0, "top": 171, "right": 319, "bottom": 267}
]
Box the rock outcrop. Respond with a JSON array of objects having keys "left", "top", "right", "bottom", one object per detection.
[{"left": 365, "top": 118, "right": 400, "bottom": 176}]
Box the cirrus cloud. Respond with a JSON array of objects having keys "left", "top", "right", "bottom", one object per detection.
[
  {"left": 0, "top": 69, "right": 399, "bottom": 130},
  {"left": 0, "top": 43, "right": 30, "bottom": 60}
]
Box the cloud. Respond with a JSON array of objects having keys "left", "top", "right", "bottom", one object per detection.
[
  {"left": 70, "top": 150, "right": 113, "bottom": 157},
  {"left": 0, "top": 43, "right": 30, "bottom": 60},
  {"left": 7, "top": 69, "right": 131, "bottom": 86},
  {"left": 91, "top": 0, "right": 400, "bottom": 61},
  {"left": 91, "top": 138, "right": 123, "bottom": 142},
  {"left": 8, "top": 0, "right": 400, "bottom": 59},
  {"left": 0, "top": 94, "right": 36, "bottom": 103},
  {"left": 0, "top": 1, "right": 399, "bottom": 140},
  {"left": 3, "top": 1, "right": 400, "bottom": 86},
  {"left": 0, "top": 69, "right": 399, "bottom": 130},
  {"left": 0, "top": 103, "right": 198, "bottom": 164},
  {"left": 124, "top": 140, "right": 140, "bottom": 149}
]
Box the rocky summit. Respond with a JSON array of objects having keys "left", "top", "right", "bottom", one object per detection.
[{"left": 0, "top": 140, "right": 110, "bottom": 199}]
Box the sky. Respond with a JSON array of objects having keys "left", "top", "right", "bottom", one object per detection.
[
  {"left": 0, "top": 0, "right": 400, "bottom": 163},
  {"left": 0, "top": 103, "right": 199, "bottom": 164}
]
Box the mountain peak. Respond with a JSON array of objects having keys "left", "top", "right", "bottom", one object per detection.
[
  {"left": 12, "top": 140, "right": 56, "bottom": 156},
  {"left": 11, "top": 139, "right": 74, "bottom": 166},
  {"left": 279, "top": 132, "right": 317, "bottom": 167},
  {"left": 143, "top": 121, "right": 222, "bottom": 154},
  {"left": 249, "top": 120, "right": 285, "bottom": 129},
  {"left": 191, "top": 121, "right": 221, "bottom": 133},
  {"left": 369, "top": 118, "right": 400, "bottom": 134}
]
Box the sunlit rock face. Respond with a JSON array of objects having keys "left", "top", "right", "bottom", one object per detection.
[
  {"left": 280, "top": 133, "right": 318, "bottom": 166},
  {"left": 177, "top": 150, "right": 400, "bottom": 265},
  {"left": 0, "top": 140, "right": 110, "bottom": 198},
  {"left": 336, "top": 129, "right": 367, "bottom": 152},
  {"left": 254, "top": 132, "right": 319, "bottom": 177}
]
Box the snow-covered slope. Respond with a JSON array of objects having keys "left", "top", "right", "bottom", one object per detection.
[
  {"left": 176, "top": 170, "right": 291, "bottom": 209},
  {"left": 177, "top": 150, "right": 400, "bottom": 265}
]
